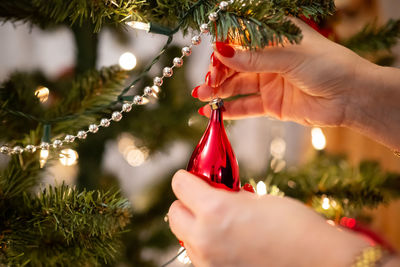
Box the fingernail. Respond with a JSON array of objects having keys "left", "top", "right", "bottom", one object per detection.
[
  {"left": 179, "top": 240, "right": 185, "bottom": 247},
  {"left": 243, "top": 183, "right": 255, "bottom": 193},
  {"left": 210, "top": 52, "right": 221, "bottom": 67},
  {"left": 191, "top": 86, "right": 200, "bottom": 98},
  {"left": 198, "top": 107, "right": 205, "bottom": 116},
  {"left": 205, "top": 71, "right": 211, "bottom": 86},
  {"left": 215, "top": 42, "right": 235, "bottom": 58}
]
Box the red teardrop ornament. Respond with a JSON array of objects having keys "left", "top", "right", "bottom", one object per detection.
[{"left": 187, "top": 98, "right": 240, "bottom": 191}]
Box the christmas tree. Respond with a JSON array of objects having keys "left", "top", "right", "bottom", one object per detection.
[{"left": 0, "top": 0, "right": 399, "bottom": 266}]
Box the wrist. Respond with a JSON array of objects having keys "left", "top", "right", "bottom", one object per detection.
[
  {"left": 343, "top": 60, "right": 400, "bottom": 150},
  {"left": 319, "top": 225, "right": 369, "bottom": 267}
]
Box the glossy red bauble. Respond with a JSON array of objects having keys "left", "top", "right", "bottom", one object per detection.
[{"left": 187, "top": 98, "right": 240, "bottom": 191}]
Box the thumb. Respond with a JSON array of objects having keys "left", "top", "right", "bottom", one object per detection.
[{"left": 213, "top": 41, "right": 302, "bottom": 73}]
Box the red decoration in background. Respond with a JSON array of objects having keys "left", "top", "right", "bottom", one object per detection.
[
  {"left": 243, "top": 183, "right": 255, "bottom": 193},
  {"left": 340, "top": 217, "right": 395, "bottom": 252},
  {"left": 300, "top": 16, "right": 337, "bottom": 41},
  {"left": 187, "top": 98, "right": 241, "bottom": 191}
]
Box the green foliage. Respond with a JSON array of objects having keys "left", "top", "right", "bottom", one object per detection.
[
  {"left": 0, "top": 0, "right": 335, "bottom": 49},
  {"left": 342, "top": 19, "right": 400, "bottom": 55},
  {"left": 0, "top": 66, "right": 127, "bottom": 144},
  {"left": 265, "top": 153, "right": 400, "bottom": 211},
  {"left": 0, "top": 183, "right": 131, "bottom": 266},
  {"left": 0, "top": 0, "right": 145, "bottom": 32}
]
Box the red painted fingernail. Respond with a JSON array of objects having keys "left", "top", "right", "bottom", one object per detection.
[
  {"left": 211, "top": 52, "right": 222, "bottom": 68},
  {"left": 191, "top": 86, "right": 200, "bottom": 98},
  {"left": 179, "top": 240, "right": 185, "bottom": 247},
  {"left": 215, "top": 42, "right": 235, "bottom": 58},
  {"left": 243, "top": 183, "right": 255, "bottom": 193},
  {"left": 198, "top": 107, "right": 205, "bottom": 116},
  {"left": 205, "top": 71, "right": 211, "bottom": 86}
]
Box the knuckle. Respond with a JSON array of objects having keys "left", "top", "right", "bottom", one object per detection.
[{"left": 204, "top": 197, "right": 226, "bottom": 217}]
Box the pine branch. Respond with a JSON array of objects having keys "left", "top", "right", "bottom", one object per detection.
[
  {"left": 342, "top": 19, "right": 400, "bottom": 54},
  {"left": 0, "top": 0, "right": 335, "bottom": 48},
  {"left": 0, "top": 0, "right": 145, "bottom": 32},
  {"left": 0, "top": 184, "right": 131, "bottom": 266},
  {"left": 0, "top": 66, "right": 127, "bottom": 143},
  {"left": 266, "top": 154, "right": 400, "bottom": 210}
]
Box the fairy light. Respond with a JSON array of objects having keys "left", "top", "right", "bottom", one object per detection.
[
  {"left": 34, "top": 86, "right": 50, "bottom": 103},
  {"left": 119, "top": 52, "right": 137, "bottom": 70},
  {"left": 177, "top": 247, "right": 191, "bottom": 264},
  {"left": 256, "top": 181, "right": 267, "bottom": 196},
  {"left": 311, "top": 127, "right": 326, "bottom": 150},
  {"left": 126, "top": 21, "right": 150, "bottom": 32},
  {"left": 40, "top": 149, "right": 49, "bottom": 168},
  {"left": 322, "top": 197, "right": 331, "bottom": 210},
  {"left": 59, "top": 149, "right": 78, "bottom": 166}
]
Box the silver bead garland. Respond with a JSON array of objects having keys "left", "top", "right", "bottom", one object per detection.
[
  {"left": 0, "top": 1, "right": 232, "bottom": 156},
  {"left": 89, "top": 124, "right": 99, "bottom": 133},
  {"left": 77, "top": 131, "right": 87, "bottom": 139},
  {"left": 173, "top": 57, "right": 183, "bottom": 68},
  {"left": 111, "top": 111, "right": 122, "bottom": 122},
  {"left": 163, "top": 67, "right": 173, "bottom": 77},
  {"left": 191, "top": 35, "right": 201, "bottom": 45},
  {"left": 53, "top": 140, "right": 63, "bottom": 148}
]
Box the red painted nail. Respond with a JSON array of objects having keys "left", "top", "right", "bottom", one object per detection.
[
  {"left": 210, "top": 52, "right": 222, "bottom": 68},
  {"left": 215, "top": 42, "right": 235, "bottom": 58},
  {"left": 191, "top": 86, "right": 200, "bottom": 98},
  {"left": 198, "top": 107, "right": 205, "bottom": 116},
  {"left": 243, "top": 183, "right": 255, "bottom": 193},
  {"left": 205, "top": 71, "right": 211, "bottom": 86},
  {"left": 179, "top": 240, "right": 185, "bottom": 247}
]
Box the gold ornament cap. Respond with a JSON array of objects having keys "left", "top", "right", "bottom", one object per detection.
[{"left": 209, "top": 98, "right": 224, "bottom": 110}]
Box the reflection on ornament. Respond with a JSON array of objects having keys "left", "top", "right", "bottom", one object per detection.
[
  {"left": 34, "top": 86, "right": 49, "bottom": 103},
  {"left": 40, "top": 149, "right": 49, "bottom": 168},
  {"left": 177, "top": 247, "right": 191, "bottom": 265},
  {"left": 256, "top": 181, "right": 267, "bottom": 196},
  {"left": 322, "top": 197, "right": 330, "bottom": 210},
  {"left": 270, "top": 137, "right": 286, "bottom": 159},
  {"left": 311, "top": 127, "right": 326, "bottom": 150},
  {"left": 119, "top": 52, "right": 137, "bottom": 70},
  {"left": 59, "top": 149, "right": 78, "bottom": 166}
]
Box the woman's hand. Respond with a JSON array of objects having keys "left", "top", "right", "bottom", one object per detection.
[
  {"left": 193, "top": 19, "right": 400, "bottom": 150},
  {"left": 168, "top": 170, "right": 369, "bottom": 267}
]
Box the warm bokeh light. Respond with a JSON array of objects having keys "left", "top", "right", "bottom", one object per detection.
[
  {"left": 119, "top": 52, "right": 137, "bottom": 70},
  {"left": 126, "top": 148, "right": 145, "bottom": 166},
  {"left": 256, "top": 181, "right": 267, "bottom": 196},
  {"left": 59, "top": 149, "right": 78, "bottom": 166},
  {"left": 270, "top": 137, "right": 286, "bottom": 159},
  {"left": 34, "top": 86, "right": 49, "bottom": 103},
  {"left": 322, "top": 197, "right": 330, "bottom": 210},
  {"left": 40, "top": 149, "right": 49, "bottom": 168},
  {"left": 311, "top": 127, "right": 326, "bottom": 150},
  {"left": 177, "top": 247, "right": 191, "bottom": 264}
]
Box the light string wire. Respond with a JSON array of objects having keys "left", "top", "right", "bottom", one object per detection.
[
  {"left": 161, "top": 247, "right": 187, "bottom": 267},
  {"left": 0, "top": 0, "right": 229, "bottom": 156}
]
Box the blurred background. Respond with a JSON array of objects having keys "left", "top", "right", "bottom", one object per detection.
[{"left": 0, "top": 0, "right": 399, "bottom": 266}]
